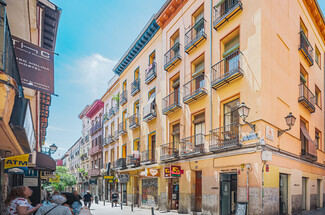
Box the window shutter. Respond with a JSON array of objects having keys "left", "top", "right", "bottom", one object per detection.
[
  {"left": 192, "top": 61, "right": 205, "bottom": 78},
  {"left": 193, "top": 112, "right": 205, "bottom": 124},
  {"left": 223, "top": 35, "right": 239, "bottom": 58}
]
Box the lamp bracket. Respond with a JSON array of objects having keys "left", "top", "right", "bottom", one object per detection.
[
  {"left": 243, "top": 119, "right": 256, "bottom": 132},
  {"left": 278, "top": 127, "right": 291, "bottom": 137}
]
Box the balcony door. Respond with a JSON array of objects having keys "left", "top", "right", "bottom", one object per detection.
[
  {"left": 193, "top": 112, "right": 205, "bottom": 147},
  {"left": 171, "top": 77, "right": 180, "bottom": 106},
  {"left": 223, "top": 99, "right": 239, "bottom": 141},
  {"left": 148, "top": 133, "right": 156, "bottom": 161},
  {"left": 111, "top": 122, "right": 115, "bottom": 136},
  {"left": 122, "top": 144, "right": 127, "bottom": 159}
]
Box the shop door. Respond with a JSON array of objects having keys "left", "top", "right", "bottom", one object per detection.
[
  {"left": 279, "top": 174, "right": 288, "bottom": 214},
  {"left": 195, "top": 171, "right": 202, "bottom": 211},
  {"left": 220, "top": 173, "right": 237, "bottom": 215},
  {"left": 168, "top": 178, "right": 179, "bottom": 210},
  {"left": 302, "top": 177, "right": 307, "bottom": 210},
  {"left": 134, "top": 177, "right": 139, "bottom": 206},
  {"left": 317, "top": 179, "right": 321, "bottom": 208},
  {"left": 122, "top": 183, "right": 127, "bottom": 204}
]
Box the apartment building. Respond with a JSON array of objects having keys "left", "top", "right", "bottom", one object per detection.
[
  {"left": 101, "top": 0, "right": 325, "bottom": 214},
  {"left": 68, "top": 138, "right": 82, "bottom": 192}
]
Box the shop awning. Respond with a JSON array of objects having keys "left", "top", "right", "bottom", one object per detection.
[
  {"left": 300, "top": 122, "right": 317, "bottom": 156},
  {"left": 29, "top": 152, "right": 56, "bottom": 172}
]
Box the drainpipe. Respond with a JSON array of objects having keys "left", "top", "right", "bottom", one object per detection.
[
  {"left": 210, "top": 0, "right": 213, "bottom": 150},
  {"left": 262, "top": 161, "right": 266, "bottom": 215},
  {"left": 246, "top": 164, "right": 250, "bottom": 214}
]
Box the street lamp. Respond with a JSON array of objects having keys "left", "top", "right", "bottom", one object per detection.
[
  {"left": 42, "top": 143, "right": 58, "bottom": 157},
  {"left": 49, "top": 144, "right": 58, "bottom": 153},
  {"left": 278, "top": 112, "right": 296, "bottom": 137},
  {"left": 237, "top": 102, "right": 256, "bottom": 132}
]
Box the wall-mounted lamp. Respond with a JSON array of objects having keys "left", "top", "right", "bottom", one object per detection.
[
  {"left": 237, "top": 102, "right": 256, "bottom": 132},
  {"left": 278, "top": 112, "right": 296, "bottom": 137}
]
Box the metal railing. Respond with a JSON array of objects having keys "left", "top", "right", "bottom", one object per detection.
[
  {"left": 213, "top": 0, "right": 242, "bottom": 28},
  {"left": 91, "top": 122, "right": 102, "bottom": 135},
  {"left": 185, "top": 18, "right": 206, "bottom": 52},
  {"left": 89, "top": 145, "right": 102, "bottom": 156},
  {"left": 145, "top": 62, "right": 157, "bottom": 84},
  {"left": 89, "top": 169, "right": 100, "bottom": 177},
  {"left": 183, "top": 74, "right": 207, "bottom": 103},
  {"left": 299, "top": 31, "right": 314, "bottom": 65},
  {"left": 120, "top": 90, "right": 127, "bottom": 105},
  {"left": 180, "top": 134, "right": 205, "bottom": 157},
  {"left": 143, "top": 99, "right": 156, "bottom": 122},
  {"left": 129, "top": 113, "right": 140, "bottom": 129},
  {"left": 115, "top": 158, "right": 126, "bottom": 169},
  {"left": 211, "top": 50, "right": 243, "bottom": 88},
  {"left": 162, "top": 89, "right": 181, "bottom": 114},
  {"left": 301, "top": 150, "right": 317, "bottom": 162},
  {"left": 104, "top": 135, "right": 114, "bottom": 145},
  {"left": 140, "top": 150, "right": 157, "bottom": 164},
  {"left": 108, "top": 107, "right": 115, "bottom": 118},
  {"left": 126, "top": 155, "right": 140, "bottom": 167},
  {"left": 298, "top": 83, "right": 315, "bottom": 112},
  {"left": 131, "top": 78, "right": 140, "bottom": 95},
  {"left": 164, "top": 42, "right": 181, "bottom": 70},
  {"left": 210, "top": 123, "right": 240, "bottom": 151},
  {"left": 118, "top": 121, "right": 127, "bottom": 135},
  {"left": 160, "top": 141, "right": 180, "bottom": 161}
]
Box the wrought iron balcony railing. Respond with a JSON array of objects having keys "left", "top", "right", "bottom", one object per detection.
[
  {"left": 129, "top": 113, "right": 140, "bottom": 130},
  {"left": 213, "top": 0, "right": 243, "bottom": 30},
  {"left": 183, "top": 74, "right": 207, "bottom": 104},
  {"left": 140, "top": 150, "right": 157, "bottom": 165},
  {"left": 210, "top": 123, "right": 240, "bottom": 152},
  {"left": 211, "top": 50, "right": 243, "bottom": 89},
  {"left": 89, "top": 169, "right": 100, "bottom": 177},
  {"left": 114, "top": 130, "right": 119, "bottom": 141},
  {"left": 160, "top": 141, "right": 180, "bottom": 161},
  {"left": 126, "top": 154, "right": 140, "bottom": 167},
  {"left": 301, "top": 150, "right": 317, "bottom": 162},
  {"left": 143, "top": 98, "right": 156, "bottom": 122},
  {"left": 90, "top": 122, "right": 102, "bottom": 135},
  {"left": 180, "top": 134, "right": 205, "bottom": 157},
  {"left": 108, "top": 107, "right": 115, "bottom": 118},
  {"left": 185, "top": 18, "right": 207, "bottom": 53},
  {"left": 115, "top": 158, "right": 127, "bottom": 170},
  {"left": 145, "top": 63, "right": 157, "bottom": 84},
  {"left": 120, "top": 90, "right": 127, "bottom": 106},
  {"left": 131, "top": 78, "right": 140, "bottom": 96},
  {"left": 118, "top": 121, "right": 127, "bottom": 135},
  {"left": 299, "top": 31, "right": 314, "bottom": 66},
  {"left": 298, "top": 83, "right": 315, "bottom": 113},
  {"left": 89, "top": 145, "right": 102, "bottom": 156},
  {"left": 104, "top": 135, "right": 114, "bottom": 145},
  {"left": 162, "top": 90, "right": 181, "bottom": 115},
  {"left": 164, "top": 42, "right": 181, "bottom": 71}
]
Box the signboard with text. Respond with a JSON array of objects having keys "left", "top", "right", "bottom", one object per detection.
[
  {"left": 164, "top": 167, "right": 171, "bottom": 177},
  {"left": 171, "top": 166, "right": 181, "bottom": 177},
  {"left": 12, "top": 36, "right": 55, "bottom": 94}
]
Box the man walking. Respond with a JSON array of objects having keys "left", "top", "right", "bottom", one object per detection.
[{"left": 83, "top": 190, "right": 92, "bottom": 209}]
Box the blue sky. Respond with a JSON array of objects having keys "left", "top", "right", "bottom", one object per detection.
[{"left": 46, "top": 0, "right": 165, "bottom": 158}]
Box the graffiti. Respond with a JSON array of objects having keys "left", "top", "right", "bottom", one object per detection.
[{"left": 142, "top": 178, "right": 158, "bottom": 206}]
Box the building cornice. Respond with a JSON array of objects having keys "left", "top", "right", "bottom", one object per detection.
[
  {"left": 156, "top": 0, "right": 188, "bottom": 28},
  {"left": 303, "top": 0, "right": 325, "bottom": 44},
  {"left": 85, "top": 100, "right": 104, "bottom": 119},
  {"left": 78, "top": 105, "right": 90, "bottom": 119}
]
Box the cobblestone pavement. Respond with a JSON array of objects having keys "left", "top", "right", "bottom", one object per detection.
[{"left": 300, "top": 207, "right": 325, "bottom": 215}]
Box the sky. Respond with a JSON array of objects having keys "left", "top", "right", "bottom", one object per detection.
[{"left": 46, "top": 0, "right": 165, "bottom": 159}]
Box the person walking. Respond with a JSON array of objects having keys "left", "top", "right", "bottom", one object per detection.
[
  {"left": 111, "top": 191, "right": 118, "bottom": 207},
  {"left": 61, "top": 192, "right": 82, "bottom": 215},
  {"left": 83, "top": 190, "right": 92, "bottom": 209},
  {"left": 36, "top": 195, "right": 72, "bottom": 215},
  {"left": 73, "top": 191, "right": 82, "bottom": 206},
  {"left": 5, "top": 186, "right": 42, "bottom": 215}
]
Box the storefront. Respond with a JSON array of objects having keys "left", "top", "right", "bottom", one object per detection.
[
  {"left": 164, "top": 166, "right": 180, "bottom": 210},
  {"left": 140, "top": 168, "right": 160, "bottom": 207}
]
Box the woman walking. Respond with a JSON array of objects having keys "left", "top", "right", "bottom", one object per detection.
[
  {"left": 36, "top": 195, "right": 72, "bottom": 215},
  {"left": 5, "top": 186, "right": 42, "bottom": 215},
  {"left": 61, "top": 192, "right": 82, "bottom": 215}
]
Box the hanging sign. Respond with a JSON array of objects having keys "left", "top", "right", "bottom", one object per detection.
[
  {"left": 164, "top": 167, "right": 171, "bottom": 178},
  {"left": 4, "top": 154, "right": 29, "bottom": 170},
  {"left": 171, "top": 165, "right": 181, "bottom": 177},
  {"left": 119, "top": 173, "right": 129, "bottom": 183},
  {"left": 49, "top": 175, "right": 60, "bottom": 183},
  {"left": 104, "top": 176, "right": 114, "bottom": 180}
]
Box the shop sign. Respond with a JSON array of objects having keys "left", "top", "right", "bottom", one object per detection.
[
  {"left": 104, "top": 175, "right": 114, "bottom": 180},
  {"left": 41, "top": 171, "right": 55, "bottom": 179},
  {"left": 164, "top": 167, "right": 171, "bottom": 177},
  {"left": 4, "top": 154, "right": 29, "bottom": 170},
  {"left": 24, "top": 168, "right": 38, "bottom": 177},
  {"left": 265, "top": 126, "right": 274, "bottom": 141},
  {"left": 140, "top": 168, "right": 160, "bottom": 178},
  {"left": 119, "top": 173, "right": 129, "bottom": 183},
  {"left": 49, "top": 175, "right": 60, "bottom": 183},
  {"left": 23, "top": 177, "right": 38, "bottom": 187},
  {"left": 171, "top": 165, "right": 181, "bottom": 177}
]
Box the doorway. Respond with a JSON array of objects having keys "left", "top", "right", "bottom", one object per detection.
[
  {"left": 195, "top": 171, "right": 202, "bottom": 211},
  {"left": 122, "top": 183, "right": 127, "bottom": 204},
  {"left": 302, "top": 177, "right": 307, "bottom": 210},
  {"left": 317, "top": 179, "right": 321, "bottom": 208},
  {"left": 220, "top": 173, "right": 237, "bottom": 215},
  {"left": 168, "top": 178, "right": 179, "bottom": 210},
  {"left": 279, "top": 174, "right": 288, "bottom": 214}
]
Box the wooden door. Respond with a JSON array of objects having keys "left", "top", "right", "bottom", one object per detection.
[{"left": 195, "top": 171, "right": 202, "bottom": 211}]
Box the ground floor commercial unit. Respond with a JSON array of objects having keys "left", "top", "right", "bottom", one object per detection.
[{"left": 117, "top": 147, "right": 325, "bottom": 215}]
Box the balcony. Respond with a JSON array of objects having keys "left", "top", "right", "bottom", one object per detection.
[
  {"left": 143, "top": 98, "right": 156, "bottom": 122},
  {"left": 162, "top": 90, "right": 181, "bottom": 115},
  {"left": 115, "top": 158, "right": 127, "bottom": 170},
  {"left": 89, "top": 169, "right": 100, "bottom": 177},
  {"left": 140, "top": 150, "right": 157, "bottom": 165},
  {"left": 120, "top": 90, "right": 127, "bottom": 106},
  {"left": 298, "top": 83, "right": 315, "bottom": 113},
  {"left": 104, "top": 135, "right": 114, "bottom": 145},
  {"left": 185, "top": 18, "right": 207, "bottom": 54},
  {"left": 129, "top": 113, "right": 140, "bottom": 130},
  {"left": 90, "top": 122, "right": 102, "bottom": 135},
  {"left": 89, "top": 145, "right": 102, "bottom": 156},
  {"left": 160, "top": 142, "right": 180, "bottom": 162},
  {"left": 301, "top": 150, "right": 317, "bottom": 162},
  {"left": 145, "top": 63, "right": 157, "bottom": 84},
  {"left": 180, "top": 134, "right": 205, "bottom": 157},
  {"left": 131, "top": 78, "right": 140, "bottom": 96},
  {"left": 183, "top": 74, "right": 207, "bottom": 104},
  {"left": 164, "top": 42, "right": 181, "bottom": 71},
  {"left": 211, "top": 50, "right": 243, "bottom": 89},
  {"left": 108, "top": 107, "right": 115, "bottom": 118},
  {"left": 114, "top": 130, "right": 119, "bottom": 141},
  {"left": 210, "top": 123, "right": 240, "bottom": 152},
  {"left": 126, "top": 154, "right": 140, "bottom": 168},
  {"left": 299, "top": 31, "right": 314, "bottom": 66},
  {"left": 118, "top": 121, "right": 127, "bottom": 135},
  {"left": 103, "top": 113, "right": 109, "bottom": 123},
  {"left": 213, "top": 0, "right": 243, "bottom": 30}
]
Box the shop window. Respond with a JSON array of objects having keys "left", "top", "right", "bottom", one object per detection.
[
  {"left": 315, "top": 85, "right": 321, "bottom": 108},
  {"left": 223, "top": 99, "right": 240, "bottom": 126},
  {"left": 315, "top": 46, "right": 321, "bottom": 68},
  {"left": 149, "top": 51, "right": 156, "bottom": 65},
  {"left": 315, "top": 129, "right": 321, "bottom": 150},
  {"left": 221, "top": 29, "right": 239, "bottom": 58}
]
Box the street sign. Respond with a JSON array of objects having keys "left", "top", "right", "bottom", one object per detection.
[
  {"left": 49, "top": 175, "right": 60, "bottom": 183},
  {"left": 104, "top": 176, "right": 114, "bottom": 179}
]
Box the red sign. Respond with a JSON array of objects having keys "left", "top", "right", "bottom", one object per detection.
[
  {"left": 171, "top": 165, "right": 181, "bottom": 177},
  {"left": 164, "top": 167, "right": 171, "bottom": 177},
  {"left": 12, "top": 36, "right": 55, "bottom": 94},
  {"left": 266, "top": 164, "right": 269, "bottom": 172}
]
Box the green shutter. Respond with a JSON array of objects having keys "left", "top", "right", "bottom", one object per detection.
[
  {"left": 192, "top": 61, "right": 205, "bottom": 78},
  {"left": 223, "top": 36, "right": 239, "bottom": 58},
  {"left": 216, "top": 0, "right": 226, "bottom": 8}
]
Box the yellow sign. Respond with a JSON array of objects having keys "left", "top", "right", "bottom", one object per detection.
[
  {"left": 104, "top": 176, "right": 114, "bottom": 179},
  {"left": 49, "top": 175, "right": 60, "bottom": 183},
  {"left": 4, "top": 154, "right": 29, "bottom": 169}
]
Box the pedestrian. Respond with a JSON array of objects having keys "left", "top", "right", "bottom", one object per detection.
[
  {"left": 35, "top": 195, "right": 72, "bottom": 215},
  {"left": 5, "top": 186, "right": 42, "bottom": 215},
  {"left": 82, "top": 190, "right": 92, "bottom": 209},
  {"left": 73, "top": 191, "right": 82, "bottom": 205},
  {"left": 61, "top": 192, "right": 82, "bottom": 215},
  {"left": 111, "top": 191, "right": 118, "bottom": 207}
]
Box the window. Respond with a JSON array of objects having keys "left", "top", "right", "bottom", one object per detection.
[
  {"left": 315, "top": 129, "right": 321, "bottom": 150},
  {"left": 315, "top": 46, "right": 321, "bottom": 68},
  {"left": 99, "top": 135, "right": 102, "bottom": 146},
  {"left": 300, "top": 120, "right": 308, "bottom": 155},
  {"left": 149, "top": 88, "right": 156, "bottom": 100},
  {"left": 192, "top": 56, "right": 205, "bottom": 78},
  {"left": 123, "top": 80, "right": 127, "bottom": 91},
  {"left": 111, "top": 149, "right": 115, "bottom": 163},
  {"left": 134, "top": 100, "right": 140, "bottom": 114},
  {"left": 148, "top": 132, "right": 156, "bottom": 160},
  {"left": 193, "top": 112, "right": 205, "bottom": 135},
  {"left": 171, "top": 123, "right": 180, "bottom": 143},
  {"left": 222, "top": 29, "right": 239, "bottom": 58},
  {"left": 193, "top": 5, "right": 204, "bottom": 24},
  {"left": 134, "top": 67, "right": 140, "bottom": 80},
  {"left": 300, "top": 65, "right": 308, "bottom": 84},
  {"left": 111, "top": 122, "right": 115, "bottom": 136},
  {"left": 300, "top": 19, "right": 308, "bottom": 37},
  {"left": 315, "top": 86, "right": 321, "bottom": 108},
  {"left": 149, "top": 51, "right": 156, "bottom": 65},
  {"left": 224, "top": 99, "right": 240, "bottom": 126},
  {"left": 134, "top": 139, "right": 140, "bottom": 151},
  {"left": 122, "top": 144, "right": 127, "bottom": 158},
  {"left": 122, "top": 109, "right": 127, "bottom": 121},
  {"left": 171, "top": 30, "right": 180, "bottom": 47},
  {"left": 95, "top": 159, "right": 97, "bottom": 168}
]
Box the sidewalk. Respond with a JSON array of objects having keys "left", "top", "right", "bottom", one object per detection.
[{"left": 89, "top": 201, "right": 179, "bottom": 215}]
